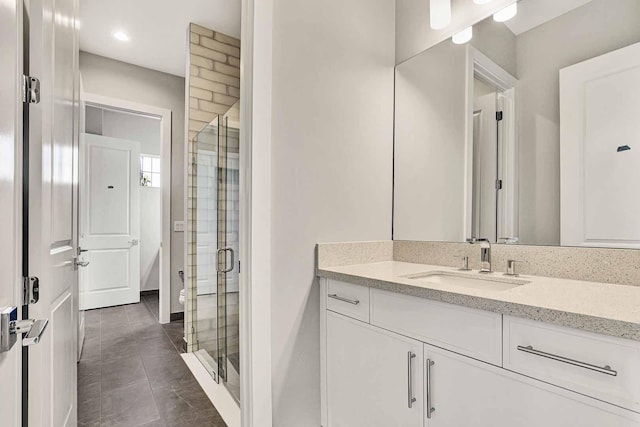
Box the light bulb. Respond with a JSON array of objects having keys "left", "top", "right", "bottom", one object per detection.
[
  {"left": 113, "top": 31, "right": 130, "bottom": 42},
  {"left": 430, "top": 0, "right": 451, "bottom": 30},
  {"left": 493, "top": 2, "right": 517, "bottom": 22},
  {"left": 452, "top": 26, "right": 473, "bottom": 44}
]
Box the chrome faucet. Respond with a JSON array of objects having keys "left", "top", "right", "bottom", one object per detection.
[{"left": 466, "top": 237, "right": 492, "bottom": 273}]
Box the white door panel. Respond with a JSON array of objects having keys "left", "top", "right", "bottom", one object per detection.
[
  {"left": 583, "top": 66, "right": 640, "bottom": 241},
  {"left": 80, "top": 133, "right": 141, "bottom": 309},
  {"left": 561, "top": 41, "right": 640, "bottom": 248},
  {"left": 28, "top": 0, "right": 80, "bottom": 424},
  {"left": 51, "top": 293, "right": 74, "bottom": 426},
  {"left": 88, "top": 145, "right": 132, "bottom": 234},
  {"left": 0, "top": 0, "right": 23, "bottom": 424}
]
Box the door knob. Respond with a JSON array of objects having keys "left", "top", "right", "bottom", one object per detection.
[
  {"left": 0, "top": 306, "right": 49, "bottom": 352},
  {"left": 75, "top": 259, "right": 90, "bottom": 268},
  {"left": 73, "top": 257, "right": 90, "bottom": 270},
  {"left": 128, "top": 239, "right": 140, "bottom": 246},
  {"left": 15, "top": 318, "right": 49, "bottom": 346}
]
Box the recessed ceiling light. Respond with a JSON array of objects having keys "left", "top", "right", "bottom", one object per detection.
[
  {"left": 452, "top": 26, "right": 473, "bottom": 44},
  {"left": 493, "top": 3, "right": 518, "bottom": 22},
  {"left": 113, "top": 31, "right": 130, "bottom": 42},
  {"left": 473, "top": 0, "right": 492, "bottom": 3}
]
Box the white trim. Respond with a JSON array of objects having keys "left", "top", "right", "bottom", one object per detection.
[
  {"left": 182, "top": 353, "right": 241, "bottom": 427},
  {"left": 2, "top": 0, "right": 25, "bottom": 422},
  {"left": 81, "top": 92, "right": 173, "bottom": 324},
  {"left": 239, "top": 0, "right": 274, "bottom": 424}
]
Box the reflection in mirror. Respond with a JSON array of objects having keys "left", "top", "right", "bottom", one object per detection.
[{"left": 394, "top": 0, "right": 640, "bottom": 248}]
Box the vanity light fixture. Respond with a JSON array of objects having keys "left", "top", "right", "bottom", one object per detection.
[
  {"left": 493, "top": 2, "right": 517, "bottom": 22},
  {"left": 430, "top": 0, "right": 451, "bottom": 30},
  {"left": 452, "top": 26, "right": 473, "bottom": 44},
  {"left": 112, "top": 31, "right": 130, "bottom": 42},
  {"left": 473, "top": 0, "right": 493, "bottom": 4}
]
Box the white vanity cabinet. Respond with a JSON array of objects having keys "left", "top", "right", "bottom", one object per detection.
[
  {"left": 320, "top": 279, "right": 640, "bottom": 427},
  {"left": 325, "top": 311, "right": 424, "bottom": 427}
]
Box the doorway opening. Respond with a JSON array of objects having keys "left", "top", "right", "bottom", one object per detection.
[
  {"left": 78, "top": 95, "right": 172, "bottom": 325},
  {"left": 466, "top": 46, "right": 519, "bottom": 244}
]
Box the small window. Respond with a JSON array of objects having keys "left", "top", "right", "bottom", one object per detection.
[{"left": 140, "top": 155, "right": 161, "bottom": 187}]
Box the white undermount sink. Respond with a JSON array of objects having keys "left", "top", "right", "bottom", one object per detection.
[{"left": 402, "top": 271, "right": 531, "bottom": 292}]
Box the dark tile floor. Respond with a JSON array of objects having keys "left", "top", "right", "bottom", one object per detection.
[{"left": 78, "top": 294, "right": 227, "bottom": 427}]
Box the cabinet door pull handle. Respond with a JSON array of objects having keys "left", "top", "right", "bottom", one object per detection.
[
  {"left": 426, "top": 359, "right": 435, "bottom": 418},
  {"left": 407, "top": 352, "right": 416, "bottom": 408},
  {"left": 517, "top": 345, "right": 617, "bottom": 376},
  {"left": 327, "top": 294, "right": 359, "bottom": 305}
]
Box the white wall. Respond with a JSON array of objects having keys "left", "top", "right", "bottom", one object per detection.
[
  {"left": 101, "top": 109, "right": 161, "bottom": 155},
  {"left": 394, "top": 42, "right": 468, "bottom": 242},
  {"left": 139, "top": 189, "right": 161, "bottom": 290},
  {"left": 80, "top": 51, "right": 186, "bottom": 313},
  {"left": 268, "top": 0, "right": 395, "bottom": 424},
  {"left": 395, "top": 0, "right": 514, "bottom": 64}
]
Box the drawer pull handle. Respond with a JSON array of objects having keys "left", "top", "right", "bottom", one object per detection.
[
  {"left": 328, "top": 294, "right": 359, "bottom": 305},
  {"left": 426, "top": 359, "right": 436, "bottom": 418},
  {"left": 407, "top": 352, "right": 416, "bottom": 408},
  {"left": 517, "top": 345, "right": 617, "bottom": 377}
]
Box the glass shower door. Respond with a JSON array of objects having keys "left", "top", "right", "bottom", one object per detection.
[
  {"left": 189, "top": 101, "right": 240, "bottom": 403},
  {"left": 192, "top": 117, "right": 221, "bottom": 381},
  {"left": 216, "top": 102, "right": 240, "bottom": 402}
]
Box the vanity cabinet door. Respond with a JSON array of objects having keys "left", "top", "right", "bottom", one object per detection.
[
  {"left": 326, "top": 311, "right": 423, "bottom": 427},
  {"left": 424, "top": 344, "right": 640, "bottom": 427}
]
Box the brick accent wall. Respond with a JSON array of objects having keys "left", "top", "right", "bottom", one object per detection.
[
  {"left": 185, "top": 23, "right": 240, "bottom": 353},
  {"left": 187, "top": 24, "right": 241, "bottom": 142}
]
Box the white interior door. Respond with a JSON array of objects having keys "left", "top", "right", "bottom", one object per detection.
[
  {"left": 80, "top": 133, "right": 141, "bottom": 309},
  {"left": 28, "top": 0, "right": 80, "bottom": 424},
  {"left": 560, "top": 41, "right": 640, "bottom": 248},
  {"left": 0, "top": 0, "right": 23, "bottom": 424}
]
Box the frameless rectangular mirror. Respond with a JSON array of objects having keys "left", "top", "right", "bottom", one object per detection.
[{"left": 394, "top": 0, "right": 640, "bottom": 248}]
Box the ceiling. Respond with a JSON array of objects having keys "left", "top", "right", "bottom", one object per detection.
[
  {"left": 504, "top": 0, "right": 592, "bottom": 35},
  {"left": 80, "top": 0, "right": 241, "bottom": 77}
]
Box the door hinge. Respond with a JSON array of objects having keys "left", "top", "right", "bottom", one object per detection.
[
  {"left": 22, "top": 276, "right": 40, "bottom": 305},
  {"left": 22, "top": 75, "right": 41, "bottom": 104},
  {"left": 495, "top": 179, "right": 503, "bottom": 190},
  {"left": 496, "top": 111, "right": 503, "bottom": 121}
]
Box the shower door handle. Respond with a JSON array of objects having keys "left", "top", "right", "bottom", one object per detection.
[{"left": 216, "top": 247, "right": 235, "bottom": 273}]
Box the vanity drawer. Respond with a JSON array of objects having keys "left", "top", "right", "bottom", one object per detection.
[
  {"left": 370, "top": 289, "right": 502, "bottom": 365},
  {"left": 326, "top": 280, "right": 370, "bottom": 322},
  {"left": 503, "top": 316, "right": 640, "bottom": 412}
]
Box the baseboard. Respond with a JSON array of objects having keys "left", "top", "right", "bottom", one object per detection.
[
  {"left": 170, "top": 311, "right": 184, "bottom": 321},
  {"left": 182, "top": 353, "right": 241, "bottom": 427}
]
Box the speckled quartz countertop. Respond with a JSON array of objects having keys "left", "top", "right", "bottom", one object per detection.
[{"left": 317, "top": 261, "right": 640, "bottom": 342}]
